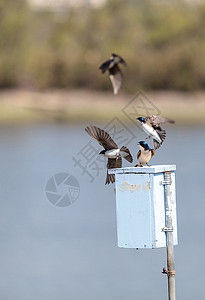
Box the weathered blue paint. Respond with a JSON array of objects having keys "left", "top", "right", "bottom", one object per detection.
[{"left": 109, "top": 165, "right": 177, "bottom": 249}]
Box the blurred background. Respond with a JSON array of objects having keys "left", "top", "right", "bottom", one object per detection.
[{"left": 0, "top": 0, "right": 205, "bottom": 299}]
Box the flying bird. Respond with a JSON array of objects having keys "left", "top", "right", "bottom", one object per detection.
[
  {"left": 99, "top": 53, "right": 126, "bottom": 95},
  {"left": 135, "top": 141, "right": 155, "bottom": 167},
  {"left": 85, "top": 125, "right": 133, "bottom": 184},
  {"left": 136, "top": 115, "right": 175, "bottom": 149}
]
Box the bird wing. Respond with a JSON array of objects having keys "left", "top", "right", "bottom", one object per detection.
[
  {"left": 109, "top": 64, "right": 123, "bottom": 95},
  {"left": 151, "top": 149, "right": 155, "bottom": 157},
  {"left": 105, "top": 172, "right": 115, "bottom": 185},
  {"left": 120, "top": 146, "right": 133, "bottom": 163},
  {"left": 99, "top": 59, "right": 111, "bottom": 73},
  {"left": 135, "top": 150, "right": 141, "bottom": 167},
  {"left": 119, "top": 57, "right": 126, "bottom": 66},
  {"left": 105, "top": 157, "right": 122, "bottom": 184},
  {"left": 153, "top": 129, "right": 166, "bottom": 149},
  {"left": 111, "top": 53, "right": 126, "bottom": 66},
  {"left": 85, "top": 125, "right": 118, "bottom": 150},
  {"left": 137, "top": 150, "right": 141, "bottom": 160},
  {"left": 146, "top": 115, "right": 175, "bottom": 129},
  {"left": 107, "top": 157, "right": 122, "bottom": 169}
]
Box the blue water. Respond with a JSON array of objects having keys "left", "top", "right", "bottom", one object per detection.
[{"left": 0, "top": 124, "right": 204, "bottom": 299}]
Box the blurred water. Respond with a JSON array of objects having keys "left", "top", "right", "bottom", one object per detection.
[{"left": 0, "top": 124, "right": 204, "bottom": 300}]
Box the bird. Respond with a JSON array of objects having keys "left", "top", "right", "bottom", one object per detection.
[
  {"left": 136, "top": 115, "right": 175, "bottom": 149},
  {"left": 135, "top": 141, "right": 155, "bottom": 167},
  {"left": 99, "top": 53, "right": 126, "bottom": 95},
  {"left": 85, "top": 125, "right": 133, "bottom": 184}
]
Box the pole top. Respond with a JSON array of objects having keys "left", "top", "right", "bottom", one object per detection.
[{"left": 108, "top": 165, "right": 176, "bottom": 175}]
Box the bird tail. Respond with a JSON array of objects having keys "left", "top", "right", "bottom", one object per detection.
[
  {"left": 120, "top": 146, "right": 133, "bottom": 163},
  {"left": 105, "top": 172, "right": 115, "bottom": 185},
  {"left": 153, "top": 130, "right": 166, "bottom": 149}
]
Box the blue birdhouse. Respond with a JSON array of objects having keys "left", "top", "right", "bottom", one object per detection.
[{"left": 109, "top": 165, "right": 178, "bottom": 249}]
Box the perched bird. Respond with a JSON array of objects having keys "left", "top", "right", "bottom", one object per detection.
[
  {"left": 135, "top": 141, "right": 155, "bottom": 167},
  {"left": 99, "top": 53, "right": 126, "bottom": 95},
  {"left": 136, "top": 115, "right": 175, "bottom": 150},
  {"left": 85, "top": 125, "right": 133, "bottom": 184}
]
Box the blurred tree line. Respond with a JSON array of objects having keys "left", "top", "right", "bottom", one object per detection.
[{"left": 1, "top": 0, "right": 205, "bottom": 91}]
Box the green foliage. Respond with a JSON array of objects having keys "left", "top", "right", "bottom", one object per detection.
[
  {"left": 1, "top": 0, "right": 205, "bottom": 91},
  {"left": 0, "top": 0, "right": 29, "bottom": 87}
]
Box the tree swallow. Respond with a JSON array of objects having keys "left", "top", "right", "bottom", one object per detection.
[
  {"left": 85, "top": 125, "right": 133, "bottom": 184},
  {"left": 136, "top": 115, "right": 175, "bottom": 149},
  {"left": 99, "top": 53, "right": 126, "bottom": 95},
  {"left": 135, "top": 141, "right": 155, "bottom": 167}
]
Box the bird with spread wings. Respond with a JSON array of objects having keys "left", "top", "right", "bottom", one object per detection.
[
  {"left": 85, "top": 125, "right": 133, "bottom": 184},
  {"left": 137, "top": 115, "right": 175, "bottom": 149}
]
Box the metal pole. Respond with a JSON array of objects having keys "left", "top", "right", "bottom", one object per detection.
[{"left": 162, "top": 171, "right": 176, "bottom": 300}]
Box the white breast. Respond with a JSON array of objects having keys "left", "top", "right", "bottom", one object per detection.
[
  {"left": 105, "top": 149, "right": 120, "bottom": 158},
  {"left": 142, "top": 123, "right": 161, "bottom": 143},
  {"left": 138, "top": 149, "right": 152, "bottom": 165}
]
